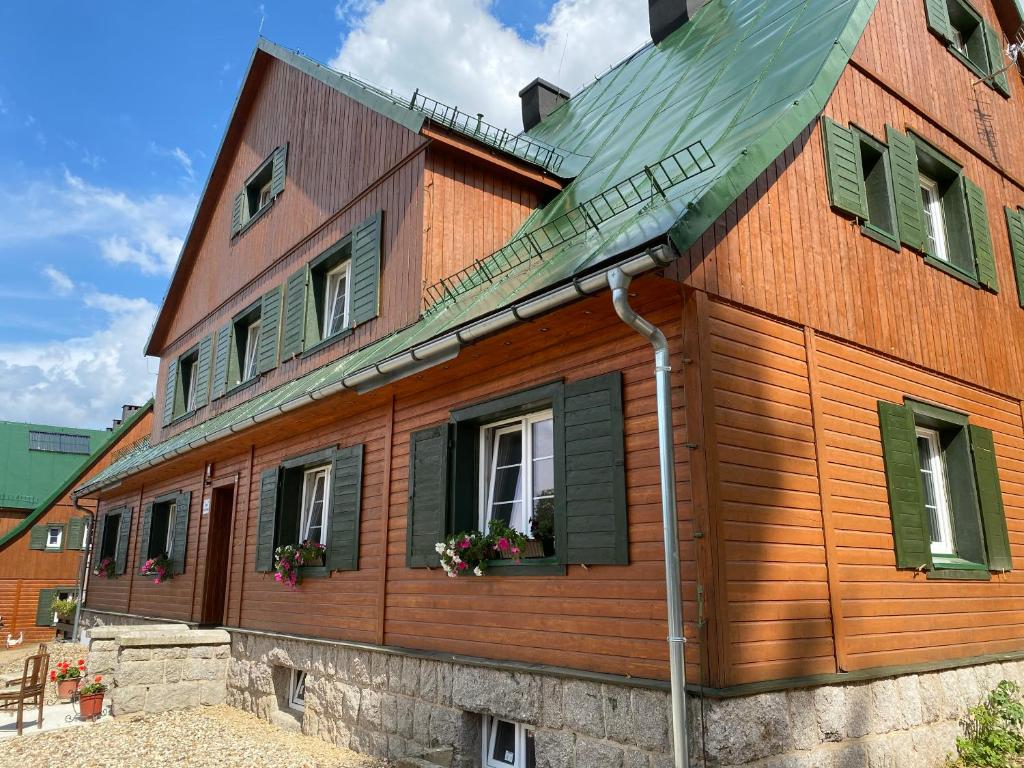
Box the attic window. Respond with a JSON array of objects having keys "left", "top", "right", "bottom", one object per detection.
[
  {"left": 175, "top": 347, "right": 201, "bottom": 418},
  {"left": 28, "top": 430, "right": 91, "bottom": 454},
  {"left": 946, "top": 0, "right": 987, "bottom": 71},
  {"left": 231, "top": 145, "right": 288, "bottom": 238}
]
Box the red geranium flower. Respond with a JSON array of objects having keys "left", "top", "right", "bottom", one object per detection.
[
  {"left": 94, "top": 675, "right": 102, "bottom": 683},
  {"left": 49, "top": 671, "right": 56, "bottom": 681}
]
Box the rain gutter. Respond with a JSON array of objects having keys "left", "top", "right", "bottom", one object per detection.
[
  {"left": 608, "top": 266, "right": 689, "bottom": 768},
  {"left": 74, "top": 243, "right": 675, "bottom": 499}
]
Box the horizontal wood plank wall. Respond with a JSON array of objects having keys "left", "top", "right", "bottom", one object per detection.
[
  {"left": 383, "top": 278, "right": 697, "bottom": 682},
  {"left": 813, "top": 333, "right": 1024, "bottom": 671},
  {"left": 703, "top": 300, "right": 836, "bottom": 686},
  {"left": 678, "top": 0, "right": 1024, "bottom": 403},
  {"left": 154, "top": 56, "right": 429, "bottom": 444},
  {"left": 87, "top": 489, "right": 139, "bottom": 615},
  {"left": 0, "top": 579, "right": 76, "bottom": 640},
  {"left": 421, "top": 146, "right": 541, "bottom": 299}
]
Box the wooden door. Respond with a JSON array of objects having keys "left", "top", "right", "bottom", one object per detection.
[{"left": 200, "top": 486, "right": 233, "bottom": 626}]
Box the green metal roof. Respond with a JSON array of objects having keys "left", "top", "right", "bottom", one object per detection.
[
  {"left": 78, "top": 0, "right": 876, "bottom": 496},
  {"left": 0, "top": 421, "right": 108, "bottom": 510},
  {"left": 0, "top": 402, "right": 153, "bottom": 548}
]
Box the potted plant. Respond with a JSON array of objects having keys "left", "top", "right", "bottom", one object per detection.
[
  {"left": 272, "top": 541, "right": 327, "bottom": 589},
  {"left": 78, "top": 675, "right": 106, "bottom": 720},
  {"left": 94, "top": 556, "right": 116, "bottom": 578},
  {"left": 139, "top": 554, "right": 172, "bottom": 584},
  {"left": 435, "top": 520, "right": 527, "bottom": 577},
  {"left": 50, "top": 659, "right": 86, "bottom": 702}
]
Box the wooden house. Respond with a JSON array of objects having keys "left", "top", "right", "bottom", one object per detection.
[
  {"left": 74, "top": 0, "right": 1024, "bottom": 764},
  {"left": 0, "top": 405, "right": 150, "bottom": 643}
]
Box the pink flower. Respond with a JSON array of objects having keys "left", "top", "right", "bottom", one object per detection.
[
  {"left": 497, "top": 537, "right": 510, "bottom": 552},
  {"left": 274, "top": 573, "right": 283, "bottom": 583},
  {"left": 459, "top": 537, "right": 471, "bottom": 550},
  {"left": 510, "top": 546, "right": 520, "bottom": 555},
  {"left": 457, "top": 561, "right": 468, "bottom": 571}
]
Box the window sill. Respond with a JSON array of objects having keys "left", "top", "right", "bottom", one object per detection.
[
  {"left": 946, "top": 46, "right": 1005, "bottom": 96},
  {"left": 168, "top": 407, "right": 202, "bottom": 428},
  {"left": 484, "top": 556, "right": 565, "bottom": 577},
  {"left": 861, "top": 223, "right": 900, "bottom": 252},
  {"left": 300, "top": 328, "right": 354, "bottom": 360},
  {"left": 232, "top": 197, "right": 276, "bottom": 240},
  {"left": 922, "top": 254, "right": 980, "bottom": 288},
  {"left": 225, "top": 376, "right": 261, "bottom": 398},
  {"left": 927, "top": 557, "right": 992, "bottom": 581}
]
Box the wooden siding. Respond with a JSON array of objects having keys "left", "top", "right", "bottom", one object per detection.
[
  {"left": 153, "top": 56, "right": 429, "bottom": 445},
  {"left": 421, "top": 145, "right": 541, "bottom": 302},
  {"left": 89, "top": 277, "right": 703, "bottom": 683}
]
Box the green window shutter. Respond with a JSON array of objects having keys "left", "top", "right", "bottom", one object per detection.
[
  {"left": 67, "top": 516, "right": 87, "bottom": 551},
  {"left": 191, "top": 334, "right": 214, "bottom": 409},
  {"left": 115, "top": 506, "right": 134, "bottom": 575},
  {"left": 162, "top": 359, "right": 178, "bottom": 426},
  {"left": 256, "top": 469, "right": 280, "bottom": 572},
  {"left": 349, "top": 210, "right": 383, "bottom": 327},
  {"left": 983, "top": 21, "right": 1011, "bottom": 97},
  {"left": 328, "top": 444, "right": 364, "bottom": 571},
  {"left": 558, "top": 372, "right": 629, "bottom": 565},
  {"left": 257, "top": 286, "right": 282, "bottom": 374},
  {"left": 969, "top": 425, "right": 1012, "bottom": 571},
  {"left": 964, "top": 177, "right": 999, "bottom": 292},
  {"left": 36, "top": 588, "right": 55, "bottom": 627},
  {"left": 138, "top": 503, "right": 154, "bottom": 564},
  {"left": 95, "top": 515, "right": 107, "bottom": 556},
  {"left": 877, "top": 402, "right": 933, "bottom": 570},
  {"left": 885, "top": 126, "right": 927, "bottom": 251},
  {"left": 270, "top": 144, "right": 288, "bottom": 199},
  {"left": 406, "top": 424, "right": 449, "bottom": 568},
  {"left": 281, "top": 266, "right": 309, "bottom": 360},
  {"left": 1004, "top": 207, "right": 1024, "bottom": 307},
  {"left": 28, "top": 524, "right": 47, "bottom": 550},
  {"left": 923, "top": 0, "right": 954, "bottom": 43},
  {"left": 171, "top": 492, "right": 191, "bottom": 575},
  {"left": 231, "top": 190, "right": 245, "bottom": 237},
  {"left": 211, "top": 323, "right": 232, "bottom": 399},
  {"left": 821, "top": 118, "right": 868, "bottom": 220}
]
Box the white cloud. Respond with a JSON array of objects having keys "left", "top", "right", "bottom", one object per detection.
[
  {"left": 0, "top": 169, "right": 195, "bottom": 275},
  {"left": 330, "top": 0, "right": 651, "bottom": 131},
  {"left": 0, "top": 290, "right": 157, "bottom": 428},
  {"left": 42, "top": 266, "right": 74, "bottom": 296}
]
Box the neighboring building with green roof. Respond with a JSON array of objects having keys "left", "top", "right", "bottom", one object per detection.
[{"left": 0, "top": 421, "right": 108, "bottom": 515}]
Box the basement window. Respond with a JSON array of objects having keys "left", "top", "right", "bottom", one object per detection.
[
  {"left": 46, "top": 526, "right": 63, "bottom": 550},
  {"left": 482, "top": 716, "right": 535, "bottom": 768},
  {"left": 288, "top": 669, "right": 306, "bottom": 712}
]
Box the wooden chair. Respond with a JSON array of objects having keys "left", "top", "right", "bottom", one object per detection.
[
  {"left": 0, "top": 650, "right": 49, "bottom": 735},
  {"left": 3, "top": 644, "right": 48, "bottom": 688}
]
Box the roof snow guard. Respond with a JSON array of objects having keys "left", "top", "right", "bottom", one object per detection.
[{"left": 77, "top": 0, "right": 877, "bottom": 498}]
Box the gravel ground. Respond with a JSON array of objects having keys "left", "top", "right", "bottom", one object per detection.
[
  {"left": 0, "top": 642, "right": 89, "bottom": 705},
  {"left": 0, "top": 705, "right": 387, "bottom": 768}
]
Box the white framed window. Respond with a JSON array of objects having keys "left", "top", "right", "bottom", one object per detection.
[
  {"left": 257, "top": 180, "right": 273, "bottom": 211},
  {"left": 479, "top": 410, "right": 554, "bottom": 537},
  {"left": 46, "top": 526, "right": 63, "bottom": 550},
  {"left": 164, "top": 501, "right": 177, "bottom": 557},
  {"left": 183, "top": 357, "right": 200, "bottom": 412},
  {"left": 919, "top": 174, "right": 949, "bottom": 263},
  {"left": 482, "top": 716, "right": 535, "bottom": 768},
  {"left": 288, "top": 669, "right": 306, "bottom": 712},
  {"left": 916, "top": 426, "right": 956, "bottom": 556},
  {"left": 242, "top": 319, "right": 262, "bottom": 381},
  {"left": 323, "top": 261, "right": 351, "bottom": 338},
  {"left": 299, "top": 466, "right": 330, "bottom": 545}
]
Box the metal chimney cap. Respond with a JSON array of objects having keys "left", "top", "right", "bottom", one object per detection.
[{"left": 518, "top": 77, "right": 570, "bottom": 99}]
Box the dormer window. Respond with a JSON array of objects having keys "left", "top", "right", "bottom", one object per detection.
[
  {"left": 323, "top": 261, "right": 351, "bottom": 338},
  {"left": 231, "top": 145, "right": 288, "bottom": 238}
]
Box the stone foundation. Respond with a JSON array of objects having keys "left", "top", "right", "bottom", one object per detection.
[
  {"left": 84, "top": 616, "right": 1020, "bottom": 768},
  {"left": 85, "top": 624, "right": 230, "bottom": 716}
]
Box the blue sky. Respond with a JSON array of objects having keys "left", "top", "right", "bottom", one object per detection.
[{"left": 0, "top": 0, "right": 649, "bottom": 428}]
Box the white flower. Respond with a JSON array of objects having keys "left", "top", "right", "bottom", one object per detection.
[
  {"left": 445, "top": 548, "right": 455, "bottom": 558},
  {"left": 451, "top": 554, "right": 461, "bottom": 564},
  {"left": 447, "top": 571, "right": 458, "bottom": 578},
  {"left": 473, "top": 566, "right": 483, "bottom": 576},
  {"left": 435, "top": 542, "right": 446, "bottom": 554}
]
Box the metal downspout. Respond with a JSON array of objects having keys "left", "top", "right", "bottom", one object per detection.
[
  {"left": 608, "top": 267, "right": 689, "bottom": 768},
  {"left": 70, "top": 496, "right": 93, "bottom": 644}
]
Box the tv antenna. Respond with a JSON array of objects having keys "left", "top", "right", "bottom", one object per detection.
[{"left": 974, "top": 25, "right": 1024, "bottom": 86}]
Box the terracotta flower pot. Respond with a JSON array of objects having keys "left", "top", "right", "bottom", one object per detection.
[
  {"left": 56, "top": 678, "right": 80, "bottom": 702},
  {"left": 78, "top": 692, "right": 104, "bottom": 719}
]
